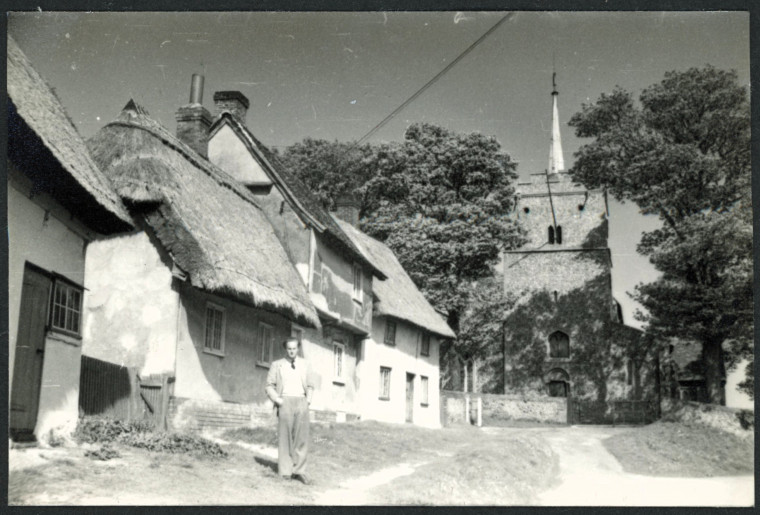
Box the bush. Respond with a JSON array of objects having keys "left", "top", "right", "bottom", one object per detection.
[
  {"left": 75, "top": 418, "right": 227, "bottom": 458},
  {"left": 84, "top": 444, "right": 121, "bottom": 461},
  {"left": 736, "top": 409, "right": 754, "bottom": 431}
]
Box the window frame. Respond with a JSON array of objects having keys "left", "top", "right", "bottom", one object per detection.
[
  {"left": 203, "top": 302, "right": 226, "bottom": 356},
  {"left": 256, "top": 321, "right": 274, "bottom": 366},
  {"left": 384, "top": 320, "right": 397, "bottom": 346},
  {"left": 420, "top": 331, "right": 431, "bottom": 357},
  {"left": 420, "top": 375, "right": 429, "bottom": 407},
  {"left": 379, "top": 366, "right": 392, "bottom": 400},
  {"left": 333, "top": 341, "right": 345, "bottom": 383},
  {"left": 548, "top": 331, "right": 570, "bottom": 359},
  {"left": 352, "top": 262, "right": 363, "bottom": 303},
  {"left": 48, "top": 277, "right": 84, "bottom": 338}
]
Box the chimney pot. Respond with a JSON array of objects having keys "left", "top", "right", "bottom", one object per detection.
[
  {"left": 189, "top": 74, "right": 204, "bottom": 104},
  {"left": 176, "top": 74, "right": 212, "bottom": 158}
]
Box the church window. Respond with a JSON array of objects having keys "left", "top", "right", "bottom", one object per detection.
[
  {"left": 548, "top": 226, "right": 555, "bottom": 244},
  {"left": 556, "top": 226, "right": 563, "bottom": 244},
  {"left": 549, "top": 331, "right": 570, "bottom": 358}
]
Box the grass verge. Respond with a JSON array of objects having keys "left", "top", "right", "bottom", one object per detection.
[{"left": 602, "top": 421, "right": 754, "bottom": 477}]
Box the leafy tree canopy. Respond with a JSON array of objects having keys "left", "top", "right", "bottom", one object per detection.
[
  {"left": 568, "top": 66, "right": 752, "bottom": 403},
  {"left": 282, "top": 123, "right": 525, "bottom": 345}
]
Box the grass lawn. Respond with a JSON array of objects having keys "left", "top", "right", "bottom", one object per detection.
[
  {"left": 223, "top": 421, "right": 560, "bottom": 505},
  {"left": 10, "top": 420, "right": 559, "bottom": 505},
  {"left": 602, "top": 421, "right": 754, "bottom": 477}
]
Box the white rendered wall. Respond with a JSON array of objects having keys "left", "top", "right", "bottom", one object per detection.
[{"left": 361, "top": 317, "right": 441, "bottom": 428}]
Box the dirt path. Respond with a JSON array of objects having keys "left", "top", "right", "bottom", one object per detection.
[
  {"left": 512, "top": 426, "right": 754, "bottom": 507},
  {"left": 314, "top": 463, "right": 421, "bottom": 505}
]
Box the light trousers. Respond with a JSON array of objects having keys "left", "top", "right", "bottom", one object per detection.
[{"left": 277, "top": 396, "right": 309, "bottom": 476}]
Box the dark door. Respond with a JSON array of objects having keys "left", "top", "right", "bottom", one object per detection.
[
  {"left": 405, "top": 373, "right": 415, "bottom": 423},
  {"left": 10, "top": 266, "right": 52, "bottom": 440}
]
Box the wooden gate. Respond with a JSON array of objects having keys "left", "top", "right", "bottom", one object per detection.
[{"left": 79, "top": 355, "right": 172, "bottom": 430}]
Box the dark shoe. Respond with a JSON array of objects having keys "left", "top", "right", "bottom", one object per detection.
[{"left": 292, "top": 474, "right": 313, "bottom": 485}]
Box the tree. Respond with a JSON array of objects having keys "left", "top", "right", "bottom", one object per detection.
[
  {"left": 568, "top": 66, "right": 752, "bottom": 404},
  {"left": 282, "top": 123, "right": 525, "bottom": 366}
]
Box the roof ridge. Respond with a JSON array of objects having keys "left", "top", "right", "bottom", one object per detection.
[{"left": 108, "top": 117, "right": 263, "bottom": 212}]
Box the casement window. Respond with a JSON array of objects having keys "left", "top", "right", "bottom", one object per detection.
[
  {"left": 204, "top": 303, "right": 226, "bottom": 355},
  {"left": 384, "top": 320, "right": 397, "bottom": 346},
  {"left": 333, "top": 342, "right": 345, "bottom": 379},
  {"left": 420, "top": 376, "right": 429, "bottom": 406},
  {"left": 420, "top": 332, "right": 431, "bottom": 357},
  {"left": 50, "top": 279, "right": 83, "bottom": 336},
  {"left": 352, "top": 262, "right": 363, "bottom": 302},
  {"left": 257, "top": 322, "right": 274, "bottom": 365},
  {"left": 379, "top": 366, "right": 391, "bottom": 400},
  {"left": 548, "top": 331, "right": 570, "bottom": 358}
]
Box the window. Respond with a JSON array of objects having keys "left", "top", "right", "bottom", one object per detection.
[
  {"left": 379, "top": 367, "right": 391, "bottom": 400},
  {"left": 548, "top": 226, "right": 555, "bottom": 244},
  {"left": 257, "top": 322, "right": 274, "bottom": 364},
  {"left": 352, "top": 263, "right": 363, "bottom": 302},
  {"left": 548, "top": 381, "right": 567, "bottom": 397},
  {"left": 420, "top": 376, "right": 429, "bottom": 406},
  {"left": 626, "top": 359, "right": 639, "bottom": 387},
  {"left": 204, "top": 303, "right": 226, "bottom": 355},
  {"left": 333, "top": 342, "right": 345, "bottom": 379},
  {"left": 50, "top": 279, "right": 83, "bottom": 336},
  {"left": 556, "top": 225, "right": 563, "bottom": 244},
  {"left": 548, "top": 331, "right": 570, "bottom": 358},
  {"left": 384, "top": 320, "right": 396, "bottom": 346},
  {"left": 420, "top": 332, "right": 430, "bottom": 356}
]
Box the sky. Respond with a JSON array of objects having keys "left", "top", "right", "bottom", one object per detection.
[{"left": 7, "top": 10, "right": 751, "bottom": 331}]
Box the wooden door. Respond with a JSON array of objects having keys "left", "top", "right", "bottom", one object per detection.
[
  {"left": 10, "top": 266, "right": 52, "bottom": 440},
  {"left": 405, "top": 373, "right": 415, "bottom": 423}
]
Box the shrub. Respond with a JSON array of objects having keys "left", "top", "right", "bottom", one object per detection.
[
  {"left": 84, "top": 444, "right": 121, "bottom": 461},
  {"left": 75, "top": 418, "right": 227, "bottom": 458},
  {"left": 736, "top": 409, "right": 754, "bottom": 431}
]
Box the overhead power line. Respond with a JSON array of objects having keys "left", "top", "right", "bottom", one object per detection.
[{"left": 354, "top": 12, "right": 515, "bottom": 147}]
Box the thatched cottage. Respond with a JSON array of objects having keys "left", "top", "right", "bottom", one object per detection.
[
  {"left": 81, "top": 90, "right": 320, "bottom": 430},
  {"left": 203, "top": 87, "right": 388, "bottom": 421},
  {"left": 7, "top": 36, "right": 133, "bottom": 442},
  {"left": 335, "top": 218, "right": 455, "bottom": 428}
]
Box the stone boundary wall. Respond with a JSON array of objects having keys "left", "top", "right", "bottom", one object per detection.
[
  {"left": 661, "top": 399, "right": 754, "bottom": 440},
  {"left": 168, "top": 397, "right": 359, "bottom": 431},
  {"left": 441, "top": 390, "right": 567, "bottom": 426}
]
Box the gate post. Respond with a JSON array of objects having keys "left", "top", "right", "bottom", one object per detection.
[
  {"left": 465, "top": 396, "right": 470, "bottom": 424},
  {"left": 476, "top": 397, "right": 482, "bottom": 427}
]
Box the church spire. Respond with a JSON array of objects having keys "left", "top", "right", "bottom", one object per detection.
[{"left": 548, "top": 72, "right": 565, "bottom": 174}]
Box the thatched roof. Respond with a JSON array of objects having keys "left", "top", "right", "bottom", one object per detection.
[
  {"left": 334, "top": 218, "right": 455, "bottom": 339},
  {"left": 87, "top": 101, "right": 320, "bottom": 328},
  {"left": 6, "top": 36, "right": 132, "bottom": 234},
  {"left": 209, "top": 114, "right": 385, "bottom": 280}
]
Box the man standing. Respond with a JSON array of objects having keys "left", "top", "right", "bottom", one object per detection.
[{"left": 265, "top": 337, "right": 314, "bottom": 484}]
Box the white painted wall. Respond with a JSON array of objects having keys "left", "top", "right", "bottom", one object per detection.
[
  {"left": 8, "top": 168, "right": 94, "bottom": 442},
  {"left": 208, "top": 124, "right": 271, "bottom": 185},
  {"left": 360, "top": 317, "right": 441, "bottom": 428},
  {"left": 83, "top": 231, "right": 179, "bottom": 376}
]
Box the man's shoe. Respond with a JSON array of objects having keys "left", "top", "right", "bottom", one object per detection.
[{"left": 292, "top": 474, "right": 313, "bottom": 485}]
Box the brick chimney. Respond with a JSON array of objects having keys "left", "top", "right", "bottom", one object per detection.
[
  {"left": 176, "top": 74, "right": 212, "bottom": 158},
  {"left": 213, "top": 90, "right": 249, "bottom": 124},
  {"left": 334, "top": 195, "right": 361, "bottom": 228}
]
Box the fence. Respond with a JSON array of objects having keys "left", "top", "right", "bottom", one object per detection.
[{"left": 79, "top": 355, "right": 172, "bottom": 430}]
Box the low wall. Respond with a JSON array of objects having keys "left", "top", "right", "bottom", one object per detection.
[
  {"left": 168, "top": 396, "right": 360, "bottom": 432},
  {"left": 441, "top": 390, "right": 567, "bottom": 426},
  {"left": 661, "top": 399, "right": 754, "bottom": 440}
]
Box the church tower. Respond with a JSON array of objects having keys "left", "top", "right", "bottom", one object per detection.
[{"left": 500, "top": 75, "right": 656, "bottom": 422}]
